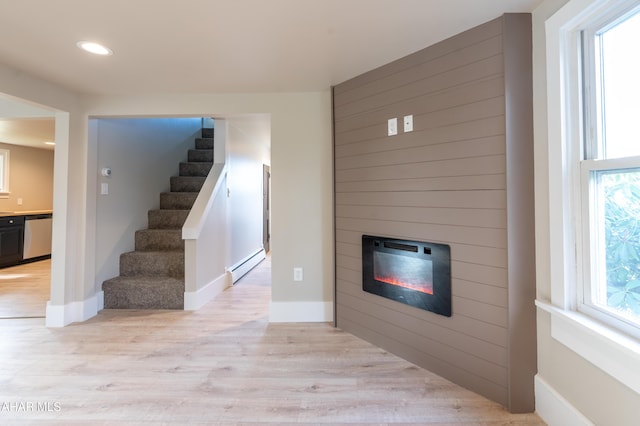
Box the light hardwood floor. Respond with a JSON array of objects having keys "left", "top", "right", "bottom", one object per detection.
[
  {"left": 0, "top": 259, "right": 50, "bottom": 319},
  {"left": 0, "top": 257, "right": 544, "bottom": 424}
]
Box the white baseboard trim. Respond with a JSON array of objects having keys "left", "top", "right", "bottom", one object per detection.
[
  {"left": 184, "top": 272, "right": 230, "bottom": 310},
  {"left": 535, "top": 375, "right": 594, "bottom": 426},
  {"left": 97, "top": 290, "right": 104, "bottom": 311},
  {"left": 230, "top": 249, "right": 265, "bottom": 284},
  {"left": 45, "top": 293, "right": 100, "bottom": 327},
  {"left": 269, "top": 301, "right": 334, "bottom": 323}
]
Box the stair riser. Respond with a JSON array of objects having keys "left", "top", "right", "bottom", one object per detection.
[
  {"left": 170, "top": 176, "right": 206, "bottom": 192},
  {"left": 120, "top": 252, "right": 184, "bottom": 279},
  {"left": 148, "top": 210, "right": 189, "bottom": 229},
  {"left": 195, "top": 137, "right": 214, "bottom": 149},
  {"left": 160, "top": 192, "right": 198, "bottom": 210},
  {"left": 179, "top": 162, "right": 213, "bottom": 177},
  {"left": 188, "top": 149, "right": 214, "bottom": 163},
  {"left": 103, "top": 278, "right": 184, "bottom": 309},
  {"left": 135, "top": 230, "right": 184, "bottom": 251}
]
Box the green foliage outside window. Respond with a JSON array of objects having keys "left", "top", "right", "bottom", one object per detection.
[{"left": 604, "top": 170, "right": 640, "bottom": 316}]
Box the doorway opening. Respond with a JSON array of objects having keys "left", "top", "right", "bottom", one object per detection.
[{"left": 0, "top": 93, "right": 60, "bottom": 320}]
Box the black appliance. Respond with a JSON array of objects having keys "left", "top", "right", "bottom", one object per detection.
[
  {"left": 0, "top": 216, "right": 24, "bottom": 267},
  {"left": 362, "top": 235, "right": 452, "bottom": 317}
]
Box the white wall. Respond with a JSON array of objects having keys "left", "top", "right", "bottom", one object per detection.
[
  {"left": 226, "top": 114, "right": 270, "bottom": 267},
  {"left": 93, "top": 117, "right": 202, "bottom": 287},
  {"left": 533, "top": 0, "right": 640, "bottom": 424},
  {"left": 83, "top": 92, "right": 334, "bottom": 320}
]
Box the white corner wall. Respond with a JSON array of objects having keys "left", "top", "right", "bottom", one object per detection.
[{"left": 268, "top": 94, "right": 334, "bottom": 321}]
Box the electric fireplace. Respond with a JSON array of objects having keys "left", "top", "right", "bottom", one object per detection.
[{"left": 362, "top": 235, "right": 451, "bottom": 317}]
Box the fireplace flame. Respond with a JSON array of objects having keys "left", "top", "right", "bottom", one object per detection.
[{"left": 375, "top": 274, "right": 434, "bottom": 295}]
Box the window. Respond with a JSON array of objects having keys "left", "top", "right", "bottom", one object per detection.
[
  {"left": 580, "top": 4, "right": 640, "bottom": 337},
  {"left": 538, "top": 0, "right": 640, "bottom": 395},
  {"left": 0, "top": 148, "right": 9, "bottom": 196}
]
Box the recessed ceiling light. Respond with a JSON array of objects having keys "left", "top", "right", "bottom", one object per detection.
[{"left": 77, "top": 41, "right": 113, "bottom": 56}]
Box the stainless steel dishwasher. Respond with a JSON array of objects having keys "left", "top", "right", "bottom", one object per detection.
[{"left": 23, "top": 214, "right": 52, "bottom": 260}]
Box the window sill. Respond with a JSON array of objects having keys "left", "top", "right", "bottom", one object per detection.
[
  {"left": 0, "top": 192, "right": 9, "bottom": 199},
  {"left": 536, "top": 299, "right": 640, "bottom": 393}
]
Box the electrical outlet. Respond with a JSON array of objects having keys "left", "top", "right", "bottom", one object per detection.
[
  {"left": 293, "top": 267, "right": 303, "bottom": 282},
  {"left": 17, "top": 198, "right": 23, "bottom": 205},
  {"left": 387, "top": 118, "right": 398, "bottom": 136},
  {"left": 404, "top": 115, "right": 413, "bottom": 132}
]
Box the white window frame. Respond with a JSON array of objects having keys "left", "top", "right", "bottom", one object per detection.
[
  {"left": 537, "top": 0, "right": 640, "bottom": 395},
  {"left": 0, "top": 148, "right": 10, "bottom": 197}
]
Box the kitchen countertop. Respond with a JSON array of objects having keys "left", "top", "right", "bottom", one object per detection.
[{"left": 0, "top": 210, "right": 53, "bottom": 217}]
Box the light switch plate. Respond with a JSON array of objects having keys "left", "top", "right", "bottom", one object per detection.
[
  {"left": 388, "top": 118, "right": 398, "bottom": 136},
  {"left": 293, "top": 267, "right": 303, "bottom": 282},
  {"left": 404, "top": 115, "right": 413, "bottom": 132},
  {"left": 101, "top": 183, "right": 109, "bottom": 195}
]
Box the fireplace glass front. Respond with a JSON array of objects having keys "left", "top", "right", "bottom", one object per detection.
[{"left": 362, "top": 235, "right": 451, "bottom": 317}]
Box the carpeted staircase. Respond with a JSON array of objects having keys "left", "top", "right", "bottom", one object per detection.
[{"left": 102, "top": 128, "right": 214, "bottom": 309}]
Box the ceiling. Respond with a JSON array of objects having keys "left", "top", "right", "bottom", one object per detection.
[
  {"left": 0, "top": 0, "right": 543, "bottom": 96},
  {"left": 0, "top": 96, "right": 55, "bottom": 150},
  {"left": 0, "top": 118, "right": 55, "bottom": 150},
  {"left": 0, "top": 0, "right": 543, "bottom": 149}
]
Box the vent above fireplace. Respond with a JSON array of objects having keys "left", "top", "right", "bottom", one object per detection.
[{"left": 362, "top": 235, "right": 451, "bottom": 317}]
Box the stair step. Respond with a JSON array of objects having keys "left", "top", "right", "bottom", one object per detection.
[
  {"left": 195, "top": 138, "right": 214, "bottom": 150},
  {"left": 102, "top": 276, "right": 184, "bottom": 309},
  {"left": 148, "top": 209, "right": 189, "bottom": 229},
  {"left": 201, "top": 128, "right": 214, "bottom": 139},
  {"left": 120, "top": 251, "right": 184, "bottom": 279},
  {"left": 179, "top": 162, "right": 213, "bottom": 177},
  {"left": 160, "top": 192, "right": 198, "bottom": 210},
  {"left": 188, "top": 149, "right": 214, "bottom": 163},
  {"left": 135, "top": 229, "right": 184, "bottom": 251},
  {"left": 170, "top": 176, "right": 206, "bottom": 192}
]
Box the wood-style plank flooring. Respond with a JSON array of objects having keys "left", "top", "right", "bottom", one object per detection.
[
  {"left": 0, "top": 257, "right": 544, "bottom": 424},
  {"left": 0, "top": 259, "right": 50, "bottom": 319}
]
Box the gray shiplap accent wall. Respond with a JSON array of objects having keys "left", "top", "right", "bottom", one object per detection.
[{"left": 333, "top": 14, "right": 535, "bottom": 412}]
